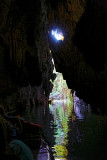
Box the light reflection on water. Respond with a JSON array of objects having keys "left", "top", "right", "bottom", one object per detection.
[
  {"left": 49, "top": 100, "right": 73, "bottom": 159},
  {"left": 23, "top": 97, "right": 107, "bottom": 160},
  {"left": 49, "top": 98, "right": 92, "bottom": 160}
]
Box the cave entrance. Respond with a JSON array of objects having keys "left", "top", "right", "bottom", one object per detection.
[{"left": 49, "top": 58, "right": 72, "bottom": 101}]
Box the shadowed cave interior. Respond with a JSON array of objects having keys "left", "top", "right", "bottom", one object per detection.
[
  {"left": 0, "top": 1, "right": 107, "bottom": 160},
  {"left": 0, "top": 0, "right": 107, "bottom": 115}
]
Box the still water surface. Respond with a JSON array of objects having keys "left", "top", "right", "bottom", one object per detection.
[{"left": 23, "top": 97, "right": 107, "bottom": 160}]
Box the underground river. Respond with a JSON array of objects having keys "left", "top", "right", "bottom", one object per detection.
[{"left": 23, "top": 96, "right": 107, "bottom": 160}]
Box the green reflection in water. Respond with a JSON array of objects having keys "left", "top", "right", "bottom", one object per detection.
[
  {"left": 49, "top": 100, "right": 73, "bottom": 159},
  {"left": 49, "top": 57, "right": 74, "bottom": 159}
]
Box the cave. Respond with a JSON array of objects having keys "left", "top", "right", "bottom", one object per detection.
[
  {"left": 0, "top": 0, "right": 107, "bottom": 159},
  {"left": 0, "top": 0, "right": 107, "bottom": 113}
]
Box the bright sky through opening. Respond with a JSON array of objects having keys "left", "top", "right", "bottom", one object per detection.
[{"left": 51, "top": 29, "right": 64, "bottom": 41}]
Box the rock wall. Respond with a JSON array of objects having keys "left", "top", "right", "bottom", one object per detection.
[
  {"left": 0, "top": 0, "right": 107, "bottom": 113},
  {"left": 47, "top": 0, "right": 107, "bottom": 113},
  {"left": 0, "top": 0, "right": 54, "bottom": 111}
]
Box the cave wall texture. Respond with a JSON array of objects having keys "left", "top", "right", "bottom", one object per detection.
[
  {"left": 47, "top": 0, "right": 107, "bottom": 113},
  {"left": 0, "top": 0, "right": 107, "bottom": 113},
  {"left": 0, "top": 0, "right": 54, "bottom": 111}
]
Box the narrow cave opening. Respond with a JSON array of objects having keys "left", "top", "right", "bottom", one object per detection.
[{"left": 49, "top": 57, "right": 72, "bottom": 102}]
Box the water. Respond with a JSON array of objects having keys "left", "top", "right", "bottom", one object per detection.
[{"left": 23, "top": 97, "right": 107, "bottom": 160}]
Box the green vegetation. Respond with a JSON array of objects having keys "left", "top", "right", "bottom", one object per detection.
[{"left": 49, "top": 65, "right": 72, "bottom": 100}]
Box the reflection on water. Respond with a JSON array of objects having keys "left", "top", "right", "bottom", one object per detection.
[
  {"left": 49, "top": 100, "right": 73, "bottom": 159},
  {"left": 49, "top": 97, "right": 92, "bottom": 160},
  {"left": 23, "top": 96, "right": 107, "bottom": 160}
]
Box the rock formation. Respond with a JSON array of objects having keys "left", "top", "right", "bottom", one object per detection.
[
  {"left": 0, "top": 0, "right": 54, "bottom": 111},
  {"left": 0, "top": 0, "right": 107, "bottom": 113},
  {"left": 47, "top": 0, "right": 107, "bottom": 113}
]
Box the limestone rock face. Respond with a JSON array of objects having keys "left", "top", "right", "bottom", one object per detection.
[
  {"left": 0, "top": 0, "right": 54, "bottom": 110},
  {"left": 47, "top": 0, "right": 107, "bottom": 112},
  {"left": 0, "top": 0, "right": 107, "bottom": 113}
]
